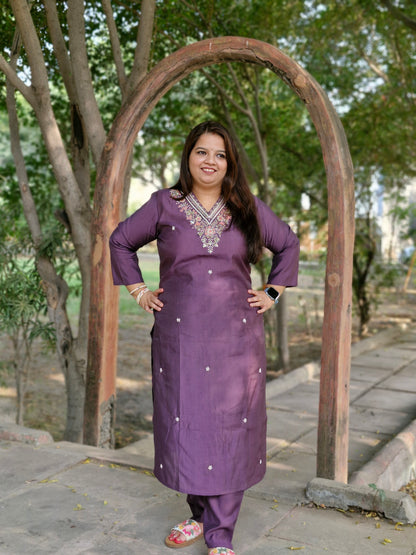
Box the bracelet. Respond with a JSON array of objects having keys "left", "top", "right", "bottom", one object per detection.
[
  {"left": 136, "top": 287, "right": 150, "bottom": 304},
  {"left": 129, "top": 284, "right": 147, "bottom": 296}
]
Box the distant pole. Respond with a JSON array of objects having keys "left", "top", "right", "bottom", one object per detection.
[{"left": 277, "top": 294, "right": 289, "bottom": 371}]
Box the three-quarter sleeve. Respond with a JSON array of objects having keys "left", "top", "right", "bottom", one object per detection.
[
  {"left": 109, "top": 191, "right": 160, "bottom": 285},
  {"left": 255, "top": 197, "right": 300, "bottom": 287}
]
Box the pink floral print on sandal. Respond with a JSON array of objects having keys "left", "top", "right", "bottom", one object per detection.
[
  {"left": 165, "top": 518, "right": 203, "bottom": 548},
  {"left": 208, "top": 549, "right": 235, "bottom": 555}
]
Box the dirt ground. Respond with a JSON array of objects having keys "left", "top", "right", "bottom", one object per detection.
[{"left": 0, "top": 284, "right": 415, "bottom": 449}]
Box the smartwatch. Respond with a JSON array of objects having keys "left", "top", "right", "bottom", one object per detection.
[{"left": 264, "top": 287, "right": 280, "bottom": 304}]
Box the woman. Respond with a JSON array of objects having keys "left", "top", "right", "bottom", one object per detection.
[{"left": 109, "top": 121, "right": 299, "bottom": 555}]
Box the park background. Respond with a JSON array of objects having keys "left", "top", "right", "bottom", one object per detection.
[{"left": 0, "top": 0, "right": 415, "bottom": 448}]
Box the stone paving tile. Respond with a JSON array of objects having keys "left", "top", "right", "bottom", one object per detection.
[
  {"left": 348, "top": 429, "right": 391, "bottom": 468},
  {"left": 52, "top": 460, "right": 170, "bottom": 503},
  {"left": 266, "top": 450, "right": 316, "bottom": 487},
  {"left": 241, "top": 537, "right": 314, "bottom": 554},
  {"left": 286, "top": 427, "right": 317, "bottom": 455},
  {"left": 349, "top": 405, "right": 414, "bottom": 435},
  {"left": 266, "top": 504, "right": 416, "bottom": 554},
  {"left": 398, "top": 362, "right": 416, "bottom": 376},
  {"left": 352, "top": 354, "right": 409, "bottom": 372},
  {"left": 350, "top": 364, "right": 392, "bottom": 384},
  {"left": 266, "top": 408, "right": 317, "bottom": 444},
  {"left": 233, "top": 496, "right": 295, "bottom": 554},
  {"left": 266, "top": 435, "right": 292, "bottom": 456},
  {"left": 267, "top": 380, "right": 320, "bottom": 415},
  {"left": 0, "top": 484, "right": 116, "bottom": 554},
  {"left": 353, "top": 388, "right": 416, "bottom": 414},
  {"left": 0, "top": 442, "right": 85, "bottom": 498},
  {"left": 349, "top": 379, "right": 375, "bottom": 402},
  {"left": 249, "top": 474, "right": 309, "bottom": 505},
  {"left": 370, "top": 346, "right": 416, "bottom": 361},
  {"left": 379, "top": 374, "right": 416, "bottom": 393}
]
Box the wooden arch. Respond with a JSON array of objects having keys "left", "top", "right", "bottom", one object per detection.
[{"left": 85, "top": 37, "right": 355, "bottom": 483}]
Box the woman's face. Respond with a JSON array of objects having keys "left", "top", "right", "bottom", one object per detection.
[{"left": 188, "top": 133, "right": 228, "bottom": 195}]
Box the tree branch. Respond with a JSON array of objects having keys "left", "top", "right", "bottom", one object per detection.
[
  {"left": 202, "top": 64, "right": 270, "bottom": 198},
  {"left": 200, "top": 68, "right": 250, "bottom": 116},
  {"left": 101, "top": 0, "right": 127, "bottom": 94},
  {"left": 0, "top": 54, "right": 35, "bottom": 107},
  {"left": 179, "top": 0, "right": 214, "bottom": 36},
  {"left": 380, "top": 0, "right": 416, "bottom": 31},
  {"left": 67, "top": 0, "right": 106, "bottom": 166},
  {"left": 227, "top": 64, "right": 269, "bottom": 199},
  {"left": 360, "top": 50, "right": 389, "bottom": 82},
  {"left": 44, "top": 0, "right": 77, "bottom": 101},
  {"left": 10, "top": 0, "right": 52, "bottom": 98},
  {"left": 221, "top": 98, "right": 260, "bottom": 184},
  {"left": 127, "top": 0, "right": 156, "bottom": 93},
  {"left": 6, "top": 34, "right": 42, "bottom": 246}
]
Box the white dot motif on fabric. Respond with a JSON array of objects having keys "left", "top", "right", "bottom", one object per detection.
[
  {"left": 243, "top": 418, "right": 247, "bottom": 423},
  {"left": 175, "top": 417, "right": 180, "bottom": 422},
  {"left": 176, "top": 317, "right": 181, "bottom": 323},
  {"left": 172, "top": 226, "right": 175, "bottom": 230},
  {"left": 205, "top": 366, "right": 210, "bottom": 372},
  {"left": 242, "top": 318, "right": 247, "bottom": 324},
  {"left": 208, "top": 465, "right": 213, "bottom": 471}
]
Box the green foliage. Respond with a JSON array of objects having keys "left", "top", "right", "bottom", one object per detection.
[
  {"left": 0, "top": 245, "right": 55, "bottom": 346},
  {"left": 1, "top": 0, "right": 415, "bottom": 337}
]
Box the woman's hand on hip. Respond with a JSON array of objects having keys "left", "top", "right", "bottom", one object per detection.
[
  {"left": 247, "top": 289, "right": 275, "bottom": 314},
  {"left": 139, "top": 288, "right": 164, "bottom": 313}
]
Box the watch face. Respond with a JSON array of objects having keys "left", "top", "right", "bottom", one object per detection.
[{"left": 266, "top": 287, "right": 279, "bottom": 300}]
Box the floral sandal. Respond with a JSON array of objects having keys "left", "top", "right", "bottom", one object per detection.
[
  {"left": 208, "top": 549, "right": 235, "bottom": 555},
  {"left": 165, "top": 518, "right": 203, "bottom": 548}
]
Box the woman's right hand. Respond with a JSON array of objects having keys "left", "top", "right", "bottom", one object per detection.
[{"left": 138, "top": 288, "right": 164, "bottom": 313}]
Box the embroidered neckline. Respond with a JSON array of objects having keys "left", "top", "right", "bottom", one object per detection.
[{"left": 170, "top": 190, "right": 231, "bottom": 253}]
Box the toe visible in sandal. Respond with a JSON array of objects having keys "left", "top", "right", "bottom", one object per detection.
[{"left": 165, "top": 518, "right": 203, "bottom": 549}]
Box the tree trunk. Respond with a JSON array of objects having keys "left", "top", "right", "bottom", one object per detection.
[
  {"left": 353, "top": 254, "right": 373, "bottom": 338},
  {"left": 6, "top": 2, "right": 91, "bottom": 442},
  {"left": 12, "top": 335, "right": 24, "bottom": 426},
  {"left": 39, "top": 260, "right": 85, "bottom": 442}
]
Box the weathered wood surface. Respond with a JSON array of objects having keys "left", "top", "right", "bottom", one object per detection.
[{"left": 85, "top": 36, "right": 355, "bottom": 481}]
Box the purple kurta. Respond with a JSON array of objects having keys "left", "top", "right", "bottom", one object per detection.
[{"left": 109, "top": 188, "right": 299, "bottom": 496}]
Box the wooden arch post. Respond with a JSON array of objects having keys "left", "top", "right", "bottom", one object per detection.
[{"left": 85, "top": 37, "right": 355, "bottom": 483}]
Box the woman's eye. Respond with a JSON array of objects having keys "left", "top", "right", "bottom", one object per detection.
[
  {"left": 217, "top": 153, "right": 226, "bottom": 159},
  {"left": 196, "top": 150, "right": 206, "bottom": 156}
]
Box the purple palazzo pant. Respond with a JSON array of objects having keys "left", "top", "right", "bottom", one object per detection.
[{"left": 187, "top": 491, "right": 244, "bottom": 550}]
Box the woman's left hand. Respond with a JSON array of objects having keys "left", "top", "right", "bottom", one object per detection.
[{"left": 247, "top": 289, "right": 275, "bottom": 314}]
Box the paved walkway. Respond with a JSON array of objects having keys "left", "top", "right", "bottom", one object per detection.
[{"left": 1, "top": 326, "right": 416, "bottom": 554}]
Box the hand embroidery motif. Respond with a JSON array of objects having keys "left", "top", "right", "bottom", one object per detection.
[{"left": 171, "top": 190, "right": 231, "bottom": 253}]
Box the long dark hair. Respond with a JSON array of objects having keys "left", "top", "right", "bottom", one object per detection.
[{"left": 173, "top": 121, "right": 263, "bottom": 264}]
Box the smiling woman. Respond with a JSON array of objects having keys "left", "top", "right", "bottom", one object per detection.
[{"left": 109, "top": 120, "right": 300, "bottom": 554}]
